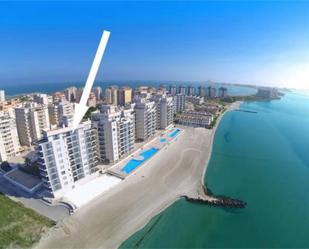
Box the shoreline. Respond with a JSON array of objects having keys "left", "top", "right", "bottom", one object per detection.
[
  {"left": 36, "top": 101, "right": 241, "bottom": 249},
  {"left": 201, "top": 101, "right": 242, "bottom": 185}
]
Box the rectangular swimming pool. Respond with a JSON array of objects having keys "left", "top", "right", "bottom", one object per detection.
[
  {"left": 121, "top": 147, "right": 159, "bottom": 174},
  {"left": 168, "top": 128, "right": 181, "bottom": 138}
]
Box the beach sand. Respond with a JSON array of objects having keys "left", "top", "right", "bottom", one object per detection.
[{"left": 36, "top": 102, "right": 240, "bottom": 249}]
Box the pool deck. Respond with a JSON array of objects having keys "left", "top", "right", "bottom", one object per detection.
[{"left": 107, "top": 126, "right": 183, "bottom": 178}]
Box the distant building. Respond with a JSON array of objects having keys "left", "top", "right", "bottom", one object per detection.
[
  {"left": 169, "top": 85, "right": 177, "bottom": 96},
  {"left": 36, "top": 121, "right": 98, "bottom": 198},
  {"left": 93, "top": 86, "right": 103, "bottom": 100},
  {"left": 0, "top": 90, "right": 5, "bottom": 102},
  {"left": 76, "top": 88, "right": 84, "bottom": 102},
  {"left": 175, "top": 94, "right": 185, "bottom": 113},
  {"left": 178, "top": 85, "right": 186, "bottom": 95},
  {"left": 256, "top": 87, "right": 278, "bottom": 98},
  {"left": 0, "top": 114, "right": 21, "bottom": 162},
  {"left": 105, "top": 86, "right": 118, "bottom": 105},
  {"left": 218, "top": 87, "right": 228, "bottom": 98},
  {"left": 198, "top": 86, "right": 207, "bottom": 97},
  {"left": 53, "top": 92, "right": 66, "bottom": 103},
  {"left": 187, "top": 86, "right": 195, "bottom": 96},
  {"left": 175, "top": 111, "right": 213, "bottom": 128},
  {"left": 15, "top": 103, "right": 50, "bottom": 146},
  {"left": 87, "top": 92, "right": 97, "bottom": 107},
  {"left": 33, "top": 93, "right": 49, "bottom": 105},
  {"left": 118, "top": 87, "right": 132, "bottom": 106},
  {"left": 186, "top": 96, "right": 204, "bottom": 105},
  {"left": 64, "top": 87, "right": 77, "bottom": 102},
  {"left": 48, "top": 101, "right": 74, "bottom": 127},
  {"left": 134, "top": 99, "right": 157, "bottom": 141},
  {"left": 92, "top": 105, "right": 135, "bottom": 163},
  {"left": 206, "top": 86, "right": 216, "bottom": 98}
]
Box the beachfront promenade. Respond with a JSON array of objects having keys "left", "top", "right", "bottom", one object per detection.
[{"left": 36, "top": 102, "right": 240, "bottom": 249}]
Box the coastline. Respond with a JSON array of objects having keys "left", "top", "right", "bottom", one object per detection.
[
  {"left": 36, "top": 101, "right": 241, "bottom": 249},
  {"left": 201, "top": 101, "right": 242, "bottom": 184}
]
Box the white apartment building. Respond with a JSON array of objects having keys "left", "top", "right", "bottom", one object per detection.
[
  {"left": 175, "top": 111, "right": 213, "bottom": 128},
  {"left": 175, "top": 94, "right": 185, "bottom": 113},
  {"left": 48, "top": 101, "right": 74, "bottom": 127},
  {"left": 0, "top": 90, "right": 5, "bottom": 102},
  {"left": 64, "top": 87, "right": 77, "bottom": 102},
  {"left": 93, "top": 86, "right": 103, "bottom": 100},
  {"left": 92, "top": 105, "right": 135, "bottom": 163},
  {"left": 152, "top": 95, "right": 175, "bottom": 130},
  {"left": 33, "top": 93, "right": 50, "bottom": 105},
  {"left": 169, "top": 85, "right": 177, "bottom": 96},
  {"left": 105, "top": 86, "right": 118, "bottom": 105},
  {"left": 36, "top": 121, "right": 98, "bottom": 198},
  {"left": 134, "top": 99, "right": 157, "bottom": 141},
  {"left": 0, "top": 114, "right": 21, "bottom": 162},
  {"left": 15, "top": 103, "right": 50, "bottom": 146}
]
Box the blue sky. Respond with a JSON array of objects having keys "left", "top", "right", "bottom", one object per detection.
[{"left": 1, "top": 1, "right": 309, "bottom": 89}]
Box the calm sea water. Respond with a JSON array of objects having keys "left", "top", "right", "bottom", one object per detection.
[
  {"left": 0, "top": 81, "right": 256, "bottom": 97},
  {"left": 121, "top": 91, "right": 309, "bottom": 248}
]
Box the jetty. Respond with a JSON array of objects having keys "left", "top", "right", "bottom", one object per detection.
[
  {"left": 235, "top": 109, "right": 258, "bottom": 114},
  {"left": 184, "top": 185, "right": 246, "bottom": 209}
]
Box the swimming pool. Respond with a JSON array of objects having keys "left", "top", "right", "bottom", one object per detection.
[
  {"left": 160, "top": 138, "right": 167, "bottom": 143},
  {"left": 168, "top": 128, "right": 181, "bottom": 138},
  {"left": 121, "top": 147, "right": 159, "bottom": 174}
]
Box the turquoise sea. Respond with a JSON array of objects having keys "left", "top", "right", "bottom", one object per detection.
[{"left": 121, "top": 91, "right": 309, "bottom": 248}]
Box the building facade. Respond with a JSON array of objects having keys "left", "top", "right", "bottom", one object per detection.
[
  {"left": 92, "top": 105, "right": 135, "bottom": 163},
  {"left": 0, "top": 114, "right": 21, "bottom": 162},
  {"left": 36, "top": 121, "right": 98, "bottom": 198},
  {"left": 105, "top": 86, "right": 118, "bottom": 105},
  {"left": 64, "top": 87, "right": 77, "bottom": 102},
  {"left": 187, "top": 86, "right": 195, "bottom": 96},
  {"left": 15, "top": 103, "right": 50, "bottom": 146},
  {"left": 175, "top": 94, "right": 185, "bottom": 113},
  {"left": 48, "top": 101, "right": 74, "bottom": 127},
  {"left": 207, "top": 86, "right": 217, "bottom": 98},
  {"left": 134, "top": 99, "right": 157, "bottom": 141},
  {"left": 0, "top": 90, "right": 5, "bottom": 102},
  {"left": 118, "top": 87, "right": 132, "bottom": 106},
  {"left": 198, "top": 86, "right": 207, "bottom": 97}
]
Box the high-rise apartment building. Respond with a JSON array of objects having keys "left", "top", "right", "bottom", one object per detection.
[
  {"left": 93, "top": 86, "right": 103, "bottom": 101},
  {"left": 198, "top": 86, "right": 207, "bottom": 97},
  {"left": 48, "top": 101, "right": 74, "bottom": 127},
  {"left": 0, "top": 114, "right": 21, "bottom": 162},
  {"left": 178, "top": 85, "right": 186, "bottom": 95},
  {"left": 105, "top": 86, "right": 118, "bottom": 105},
  {"left": 53, "top": 92, "right": 66, "bottom": 103},
  {"left": 33, "top": 93, "right": 49, "bottom": 105},
  {"left": 64, "top": 87, "right": 77, "bottom": 102},
  {"left": 187, "top": 86, "right": 195, "bottom": 96},
  {"left": 92, "top": 105, "right": 135, "bottom": 163},
  {"left": 118, "top": 87, "right": 132, "bottom": 106},
  {"left": 206, "top": 86, "right": 217, "bottom": 98},
  {"left": 36, "top": 121, "right": 98, "bottom": 198},
  {"left": 218, "top": 87, "right": 228, "bottom": 98},
  {"left": 169, "top": 85, "right": 177, "bottom": 96},
  {"left": 0, "top": 90, "right": 5, "bottom": 102},
  {"left": 152, "top": 95, "right": 175, "bottom": 130},
  {"left": 15, "top": 103, "right": 50, "bottom": 146},
  {"left": 134, "top": 99, "right": 157, "bottom": 141},
  {"left": 175, "top": 94, "right": 186, "bottom": 113}
]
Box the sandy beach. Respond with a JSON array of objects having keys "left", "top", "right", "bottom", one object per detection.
[{"left": 36, "top": 102, "right": 240, "bottom": 249}]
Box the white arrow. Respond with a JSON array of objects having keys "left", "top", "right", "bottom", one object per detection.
[{"left": 72, "top": 30, "right": 110, "bottom": 132}]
